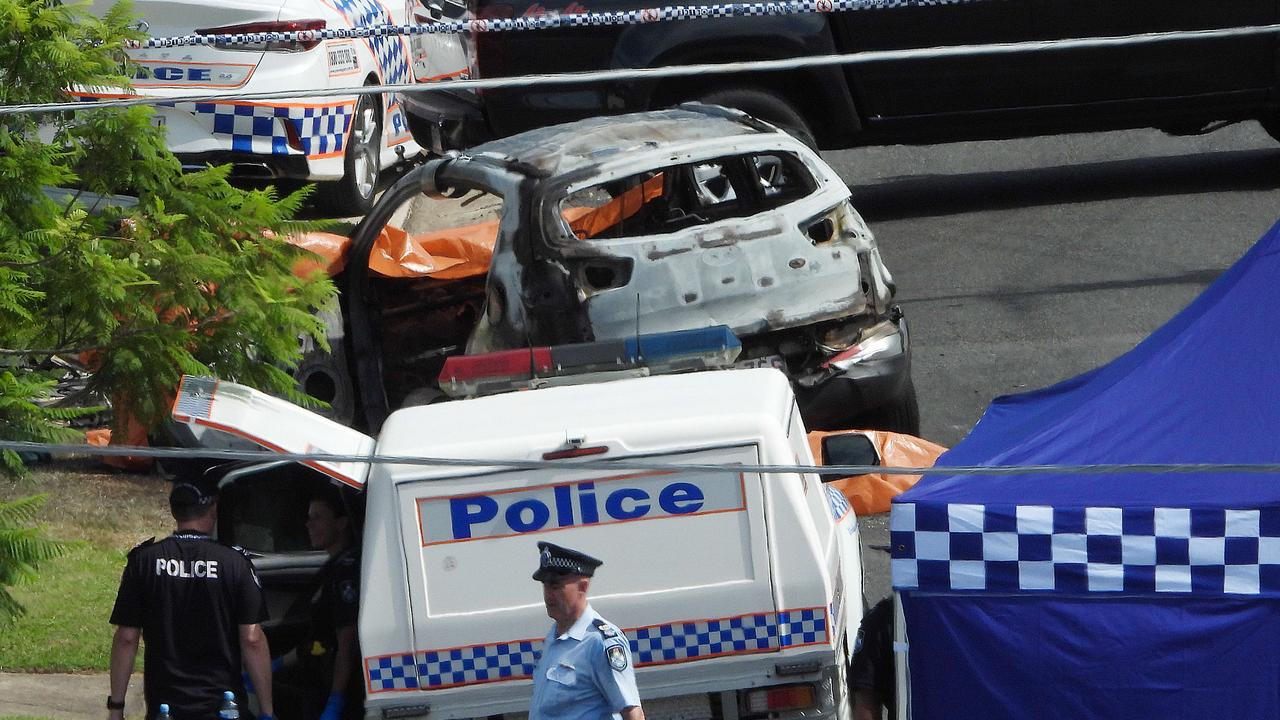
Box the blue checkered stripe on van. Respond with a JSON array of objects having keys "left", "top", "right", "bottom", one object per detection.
[
  {"left": 631, "top": 608, "right": 827, "bottom": 664},
  {"left": 365, "top": 608, "right": 829, "bottom": 693},
  {"left": 892, "top": 503, "right": 1280, "bottom": 595}
]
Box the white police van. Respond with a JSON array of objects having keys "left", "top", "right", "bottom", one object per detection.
[{"left": 174, "top": 345, "right": 865, "bottom": 720}]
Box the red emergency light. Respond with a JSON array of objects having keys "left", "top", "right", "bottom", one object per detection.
[{"left": 438, "top": 325, "right": 742, "bottom": 398}]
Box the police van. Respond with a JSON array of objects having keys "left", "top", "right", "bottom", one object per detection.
[{"left": 176, "top": 334, "right": 865, "bottom": 720}]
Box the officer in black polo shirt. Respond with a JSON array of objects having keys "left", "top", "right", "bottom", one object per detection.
[{"left": 107, "top": 482, "right": 276, "bottom": 719}]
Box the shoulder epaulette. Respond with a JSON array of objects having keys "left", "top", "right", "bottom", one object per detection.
[{"left": 592, "top": 618, "right": 619, "bottom": 639}]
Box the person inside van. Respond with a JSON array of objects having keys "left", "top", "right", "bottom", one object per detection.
[{"left": 273, "top": 490, "right": 363, "bottom": 720}]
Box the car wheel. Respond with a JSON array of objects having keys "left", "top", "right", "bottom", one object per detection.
[
  {"left": 293, "top": 306, "right": 356, "bottom": 426},
  {"left": 856, "top": 379, "right": 921, "bottom": 436},
  {"left": 698, "top": 86, "right": 818, "bottom": 150},
  {"left": 323, "top": 90, "right": 382, "bottom": 216}
]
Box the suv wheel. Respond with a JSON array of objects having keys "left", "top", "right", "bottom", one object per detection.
[{"left": 699, "top": 86, "right": 818, "bottom": 150}]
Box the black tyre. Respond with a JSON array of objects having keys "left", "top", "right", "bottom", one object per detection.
[
  {"left": 322, "top": 90, "right": 382, "bottom": 216},
  {"left": 856, "top": 379, "right": 921, "bottom": 436},
  {"left": 698, "top": 86, "right": 818, "bottom": 150},
  {"left": 293, "top": 306, "right": 356, "bottom": 425}
]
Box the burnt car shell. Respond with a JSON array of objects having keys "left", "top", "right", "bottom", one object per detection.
[{"left": 346, "top": 104, "right": 916, "bottom": 433}]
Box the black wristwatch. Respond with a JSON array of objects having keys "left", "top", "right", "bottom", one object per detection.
[{"left": 107, "top": 696, "right": 126, "bottom": 710}]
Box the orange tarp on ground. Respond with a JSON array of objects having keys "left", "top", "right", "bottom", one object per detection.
[{"left": 807, "top": 429, "right": 948, "bottom": 515}]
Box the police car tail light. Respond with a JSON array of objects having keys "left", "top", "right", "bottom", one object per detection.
[
  {"left": 743, "top": 684, "right": 817, "bottom": 714},
  {"left": 438, "top": 325, "right": 742, "bottom": 398},
  {"left": 196, "top": 19, "right": 327, "bottom": 52}
]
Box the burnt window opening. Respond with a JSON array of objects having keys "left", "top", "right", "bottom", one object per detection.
[
  {"left": 559, "top": 152, "right": 817, "bottom": 241},
  {"left": 363, "top": 186, "right": 507, "bottom": 411}
]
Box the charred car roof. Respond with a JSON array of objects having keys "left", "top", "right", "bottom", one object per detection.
[{"left": 461, "top": 105, "right": 778, "bottom": 179}]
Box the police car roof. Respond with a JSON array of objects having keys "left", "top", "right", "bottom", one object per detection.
[{"left": 376, "top": 368, "right": 795, "bottom": 481}]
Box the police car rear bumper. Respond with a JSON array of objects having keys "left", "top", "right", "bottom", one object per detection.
[{"left": 175, "top": 151, "right": 311, "bottom": 182}]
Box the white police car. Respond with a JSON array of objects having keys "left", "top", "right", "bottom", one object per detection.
[
  {"left": 174, "top": 364, "right": 866, "bottom": 720},
  {"left": 83, "top": 0, "right": 476, "bottom": 214}
]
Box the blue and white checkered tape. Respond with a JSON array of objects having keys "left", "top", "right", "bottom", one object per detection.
[
  {"left": 892, "top": 502, "right": 1280, "bottom": 596},
  {"left": 134, "top": 0, "right": 989, "bottom": 48},
  {"left": 365, "top": 608, "right": 828, "bottom": 693}
]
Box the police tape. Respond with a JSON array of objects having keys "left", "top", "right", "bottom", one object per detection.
[
  {"left": 4, "top": 24, "right": 1279, "bottom": 117},
  {"left": 131, "top": 0, "right": 975, "bottom": 50},
  {"left": 5, "top": 439, "right": 1280, "bottom": 477}
]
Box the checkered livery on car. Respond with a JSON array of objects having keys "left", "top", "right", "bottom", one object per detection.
[
  {"left": 365, "top": 608, "right": 828, "bottom": 693},
  {"left": 892, "top": 502, "right": 1280, "bottom": 595},
  {"left": 185, "top": 101, "right": 353, "bottom": 156},
  {"left": 328, "top": 0, "right": 411, "bottom": 86}
]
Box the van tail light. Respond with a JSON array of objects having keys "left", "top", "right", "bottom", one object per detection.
[
  {"left": 196, "top": 19, "right": 327, "bottom": 52},
  {"left": 743, "top": 684, "right": 817, "bottom": 714}
]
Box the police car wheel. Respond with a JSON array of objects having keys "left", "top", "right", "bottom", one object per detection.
[{"left": 325, "top": 91, "right": 382, "bottom": 216}]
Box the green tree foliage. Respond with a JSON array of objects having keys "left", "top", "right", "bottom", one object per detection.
[
  {"left": 0, "top": 0, "right": 336, "bottom": 471},
  {"left": 0, "top": 494, "right": 68, "bottom": 624}
]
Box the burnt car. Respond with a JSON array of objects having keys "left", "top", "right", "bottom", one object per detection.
[{"left": 303, "top": 104, "right": 917, "bottom": 434}]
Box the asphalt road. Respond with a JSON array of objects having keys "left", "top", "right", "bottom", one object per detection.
[{"left": 821, "top": 121, "right": 1280, "bottom": 602}]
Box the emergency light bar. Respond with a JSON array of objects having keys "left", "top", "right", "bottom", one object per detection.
[{"left": 438, "top": 325, "right": 742, "bottom": 398}]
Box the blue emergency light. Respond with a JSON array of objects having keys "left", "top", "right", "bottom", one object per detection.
[{"left": 439, "top": 325, "right": 742, "bottom": 398}]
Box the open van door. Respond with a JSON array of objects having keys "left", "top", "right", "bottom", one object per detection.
[
  {"left": 171, "top": 374, "right": 375, "bottom": 489},
  {"left": 171, "top": 376, "right": 375, "bottom": 673}
]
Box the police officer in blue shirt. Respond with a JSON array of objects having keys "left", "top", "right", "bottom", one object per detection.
[{"left": 530, "top": 542, "right": 645, "bottom": 720}]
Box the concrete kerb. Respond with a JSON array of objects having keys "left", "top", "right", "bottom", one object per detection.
[{"left": 0, "top": 672, "right": 143, "bottom": 719}]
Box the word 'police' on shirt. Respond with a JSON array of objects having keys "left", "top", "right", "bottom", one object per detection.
[
  {"left": 155, "top": 558, "right": 220, "bottom": 578},
  {"left": 417, "top": 470, "right": 747, "bottom": 545}
]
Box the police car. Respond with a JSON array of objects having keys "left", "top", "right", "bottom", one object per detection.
[
  {"left": 174, "top": 361, "right": 866, "bottom": 720},
  {"left": 82, "top": 0, "right": 477, "bottom": 214}
]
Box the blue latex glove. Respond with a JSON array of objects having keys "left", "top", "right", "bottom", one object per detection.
[
  {"left": 318, "top": 692, "right": 345, "bottom": 720},
  {"left": 258, "top": 715, "right": 274, "bottom": 720},
  {"left": 243, "top": 657, "right": 285, "bottom": 693}
]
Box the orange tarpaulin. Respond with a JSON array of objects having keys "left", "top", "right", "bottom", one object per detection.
[
  {"left": 807, "top": 429, "right": 948, "bottom": 515},
  {"left": 287, "top": 223, "right": 497, "bottom": 281},
  {"left": 285, "top": 173, "right": 666, "bottom": 280}
]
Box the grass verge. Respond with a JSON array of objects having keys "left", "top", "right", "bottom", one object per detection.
[{"left": 0, "top": 462, "right": 170, "bottom": 672}]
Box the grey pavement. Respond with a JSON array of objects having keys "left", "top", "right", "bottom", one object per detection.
[{"left": 0, "top": 672, "right": 143, "bottom": 719}]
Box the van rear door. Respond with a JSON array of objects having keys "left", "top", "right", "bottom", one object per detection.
[{"left": 391, "top": 444, "right": 774, "bottom": 693}]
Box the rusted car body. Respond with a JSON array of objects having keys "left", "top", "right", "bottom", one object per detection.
[{"left": 316, "top": 104, "right": 917, "bottom": 433}]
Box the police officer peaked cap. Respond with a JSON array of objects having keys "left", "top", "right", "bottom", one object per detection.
[{"left": 533, "top": 541, "right": 602, "bottom": 581}]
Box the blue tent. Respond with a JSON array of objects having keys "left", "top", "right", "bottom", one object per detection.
[{"left": 892, "top": 218, "right": 1280, "bottom": 718}]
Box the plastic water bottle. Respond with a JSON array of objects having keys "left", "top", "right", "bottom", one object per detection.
[
  {"left": 218, "top": 690, "right": 240, "bottom": 720},
  {"left": 157, "top": 704, "right": 171, "bottom": 720}
]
